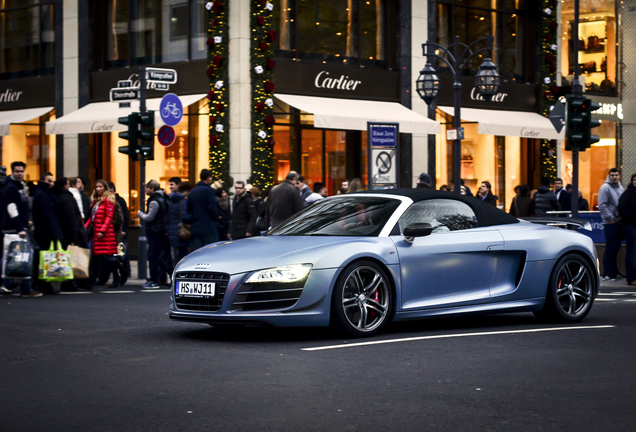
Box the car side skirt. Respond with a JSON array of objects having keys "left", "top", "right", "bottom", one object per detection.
[{"left": 392, "top": 298, "right": 545, "bottom": 321}]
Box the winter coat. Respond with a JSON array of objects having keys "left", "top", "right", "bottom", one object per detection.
[
  {"left": 230, "top": 191, "right": 256, "bottom": 240},
  {"left": 184, "top": 181, "right": 219, "bottom": 236},
  {"left": 56, "top": 188, "right": 87, "bottom": 248},
  {"left": 618, "top": 186, "right": 636, "bottom": 227},
  {"left": 80, "top": 192, "right": 91, "bottom": 222},
  {"left": 86, "top": 195, "right": 118, "bottom": 255},
  {"left": 267, "top": 180, "right": 304, "bottom": 228},
  {"left": 510, "top": 196, "right": 533, "bottom": 218},
  {"left": 0, "top": 175, "right": 29, "bottom": 233},
  {"left": 532, "top": 185, "right": 560, "bottom": 217},
  {"left": 598, "top": 175, "right": 625, "bottom": 223},
  {"left": 478, "top": 191, "right": 497, "bottom": 207},
  {"left": 167, "top": 192, "right": 189, "bottom": 248},
  {"left": 556, "top": 189, "right": 572, "bottom": 212},
  {"left": 299, "top": 185, "right": 312, "bottom": 201},
  {"left": 143, "top": 191, "right": 169, "bottom": 236},
  {"left": 114, "top": 193, "right": 130, "bottom": 234},
  {"left": 216, "top": 197, "right": 231, "bottom": 240},
  {"left": 32, "top": 182, "right": 64, "bottom": 250}
]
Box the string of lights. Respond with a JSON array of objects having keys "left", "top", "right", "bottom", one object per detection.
[
  {"left": 539, "top": 0, "right": 560, "bottom": 180},
  {"left": 206, "top": 1, "right": 230, "bottom": 186},
  {"left": 249, "top": 0, "right": 276, "bottom": 191}
]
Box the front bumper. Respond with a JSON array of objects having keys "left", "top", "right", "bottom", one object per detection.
[{"left": 168, "top": 268, "right": 340, "bottom": 327}]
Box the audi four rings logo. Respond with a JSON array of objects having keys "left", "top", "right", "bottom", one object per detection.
[{"left": 194, "top": 263, "right": 210, "bottom": 269}]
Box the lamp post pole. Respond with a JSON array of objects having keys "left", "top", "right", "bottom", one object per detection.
[{"left": 416, "top": 35, "right": 500, "bottom": 194}]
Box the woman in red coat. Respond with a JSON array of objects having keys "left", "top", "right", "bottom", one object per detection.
[{"left": 85, "top": 179, "right": 120, "bottom": 287}]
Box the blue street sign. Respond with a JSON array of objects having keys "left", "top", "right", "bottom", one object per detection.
[
  {"left": 369, "top": 124, "right": 398, "bottom": 147},
  {"left": 159, "top": 93, "right": 183, "bottom": 127}
]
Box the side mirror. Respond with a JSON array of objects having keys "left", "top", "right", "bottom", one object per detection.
[{"left": 403, "top": 223, "right": 433, "bottom": 244}]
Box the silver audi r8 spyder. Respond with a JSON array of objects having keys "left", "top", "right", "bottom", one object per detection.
[{"left": 169, "top": 189, "right": 599, "bottom": 337}]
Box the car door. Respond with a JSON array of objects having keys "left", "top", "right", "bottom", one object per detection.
[{"left": 392, "top": 198, "right": 504, "bottom": 310}]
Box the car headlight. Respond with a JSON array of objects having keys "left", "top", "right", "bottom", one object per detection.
[{"left": 245, "top": 264, "right": 313, "bottom": 283}]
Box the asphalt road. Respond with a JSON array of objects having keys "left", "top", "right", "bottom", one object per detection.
[{"left": 1, "top": 280, "right": 635, "bottom": 432}]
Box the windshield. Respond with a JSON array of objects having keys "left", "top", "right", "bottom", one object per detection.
[{"left": 269, "top": 196, "right": 401, "bottom": 236}]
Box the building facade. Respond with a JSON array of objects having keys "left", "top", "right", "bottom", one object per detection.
[{"left": 0, "top": 0, "right": 626, "bottom": 219}]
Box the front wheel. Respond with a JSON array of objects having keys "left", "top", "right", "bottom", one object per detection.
[
  {"left": 331, "top": 260, "right": 393, "bottom": 337},
  {"left": 535, "top": 253, "right": 596, "bottom": 322}
]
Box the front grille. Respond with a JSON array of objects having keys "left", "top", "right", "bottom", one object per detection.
[
  {"left": 174, "top": 272, "right": 230, "bottom": 312},
  {"left": 230, "top": 281, "right": 305, "bottom": 312}
]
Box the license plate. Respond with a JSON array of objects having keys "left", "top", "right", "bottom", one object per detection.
[{"left": 175, "top": 281, "right": 216, "bottom": 297}]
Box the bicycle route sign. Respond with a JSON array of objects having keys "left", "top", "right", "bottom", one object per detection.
[
  {"left": 159, "top": 93, "right": 183, "bottom": 126},
  {"left": 157, "top": 125, "right": 176, "bottom": 147}
]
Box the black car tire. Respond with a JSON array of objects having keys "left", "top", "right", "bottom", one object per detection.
[
  {"left": 331, "top": 260, "right": 393, "bottom": 337},
  {"left": 535, "top": 253, "right": 595, "bottom": 322}
]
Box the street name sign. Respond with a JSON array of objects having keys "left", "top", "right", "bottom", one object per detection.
[
  {"left": 110, "top": 87, "right": 139, "bottom": 102},
  {"left": 146, "top": 68, "right": 178, "bottom": 84},
  {"left": 152, "top": 82, "right": 170, "bottom": 91}
]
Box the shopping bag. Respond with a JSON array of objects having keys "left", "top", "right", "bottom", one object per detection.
[
  {"left": 2, "top": 234, "right": 33, "bottom": 279},
  {"left": 39, "top": 241, "right": 74, "bottom": 282},
  {"left": 67, "top": 244, "right": 90, "bottom": 279}
]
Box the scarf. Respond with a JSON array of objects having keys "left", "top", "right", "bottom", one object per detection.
[{"left": 217, "top": 197, "right": 229, "bottom": 211}]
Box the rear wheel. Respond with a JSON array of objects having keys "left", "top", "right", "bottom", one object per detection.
[
  {"left": 331, "top": 260, "right": 393, "bottom": 337},
  {"left": 535, "top": 253, "right": 595, "bottom": 322}
]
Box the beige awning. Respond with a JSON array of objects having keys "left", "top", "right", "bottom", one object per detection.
[
  {"left": 0, "top": 106, "right": 54, "bottom": 136},
  {"left": 438, "top": 106, "right": 564, "bottom": 140},
  {"left": 45, "top": 94, "right": 206, "bottom": 135},
  {"left": 276, "top": 94, "right": 440, "bottom": 135}
]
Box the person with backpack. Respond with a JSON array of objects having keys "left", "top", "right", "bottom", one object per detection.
[{"left": 137, "top": 180, "right": 172, "bottom": 289}]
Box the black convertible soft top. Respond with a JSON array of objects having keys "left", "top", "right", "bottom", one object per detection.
[{"left": 356, "top": 188, "right": 520, "bottom": 227}]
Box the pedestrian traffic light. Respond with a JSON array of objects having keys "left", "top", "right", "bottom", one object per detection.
[
  {"left": 565, "top": 95, "right": 602, "bottom": 152},
  {"left": 139, "top": 111, "right": 155, "bottom": 161},
  {"left": 117, "top": 112, "right": 141, "bottom": 161}
]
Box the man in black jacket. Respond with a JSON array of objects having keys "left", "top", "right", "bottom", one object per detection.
[
  {"left": 138, "top": 180, "right": 172, "bottom": 289},
  {"left": 32, "top": 172, "right": 64, "bottom": 294},
  {"left": 267, "top": 171, "right": 304, "bottom": 229},
  {"left": 1, "top": 162, "right": 41, "bottom": 297},
  {"left": 533, "top": 177, "right": 560, "bottom": 216},
  {"left": 185, "top": 169, "right": 220, "bottom": 250},
  {"left": 553, "top": 177, "right": 572, "bottom": 212},
  {"left": 229, "top": 181, "right": 256, "bottom": 240}
]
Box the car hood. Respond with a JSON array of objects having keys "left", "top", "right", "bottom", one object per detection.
[{"left": 176, "top": 235, "right": 398, "bottom": 275}]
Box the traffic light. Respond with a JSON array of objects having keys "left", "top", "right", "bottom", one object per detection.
[
  {"left": 582, "top": 99, "right": 602, "bottom": 150},
  {"left": 139, "top": 111, "right": 155, "bottom": 161},
  {"left": 117, "top": 112, "right": 141, "bottom": 161},
  {"left": 565, "top": 95, "right": 602, "bottom": 152},
  {"left": 565, "top": 95, "right": 585, "bottom": 151}
]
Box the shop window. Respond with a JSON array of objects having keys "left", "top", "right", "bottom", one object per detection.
[
  {"left": 0, "top": 2, "right": 55, "bottom": 79},
  {"left": 273, "top": 0, "right": 392, "bottom": 68},
  {"left": 560, "top": 1, "right": 617, "bottom": 97},
  {"left": 436, "top": 1, "right": 535, "bottom": 83},
  {"left": 99, "top": 0, "right": 205, "bottom": 69}
]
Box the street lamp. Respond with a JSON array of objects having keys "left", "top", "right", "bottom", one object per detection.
[{"left": 417, "top": 35, "right": 500, "bottom": 193}]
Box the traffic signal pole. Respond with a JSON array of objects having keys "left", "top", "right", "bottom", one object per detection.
[
  {"left": 571, "top": 0, "right": 581, "bottom": 218},
  {"left": 138, "top": 67, "right": 148, "bottom": 280}
]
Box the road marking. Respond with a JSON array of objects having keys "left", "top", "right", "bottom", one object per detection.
[
  {"left": 625, "top": 299, "right": 636, "bottom": 302},
  {"left": 101, "top": 290, "right": 135, "bottom": 294},
  {"left": 141, "top": 289, "right": 171, "bottom": 293},
  {"left": 301, "top": 325, "right": 615, "bottom": 352},
  {"left": 598, "top": 293, "right": 627, "bottom": 296},
  {"left": 595, "top": 298, "right": 615, "bottom": 301},
  {"left": 58, "top": 291, "right": 92, "bottom": 295}
]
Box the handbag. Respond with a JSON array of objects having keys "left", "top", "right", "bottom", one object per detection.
[
  {"left": 39, "top": 240, "right": 74, "bottom": 282},
  {"left": 67, "top": 244, "right": 90, "bottom": 279},
  {"left": 578, "top": 37, "right": 585, "bottom": 50},
  {"left": 2, "top": 234, "right": 33, "bottom": 279},
  {"left": 177, "top": 200, "right": 192, "bottom": 242}
]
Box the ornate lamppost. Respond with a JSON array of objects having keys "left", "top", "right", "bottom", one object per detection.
[{"left": 416, "top": 35, "right": 501, "bottom": 194}]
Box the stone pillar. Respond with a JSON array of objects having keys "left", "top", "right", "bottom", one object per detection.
[
  {"left": 62, "top": 0, "right": 79, "bottom": 176},
  {"left": 228, "top": 0, "right": 252, "bottom": 187},
  {"left": 410, "top": 0, "right": 429, "bottom": 187}
]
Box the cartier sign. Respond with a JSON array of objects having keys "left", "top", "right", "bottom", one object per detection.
[
  {"left": 438, "top": 75, "right": 537, "bottom": 112},
  {"left": 0, "top": 76, "right": 55, "bottom": 109},
  {"left": 314, "top": 71, "right": 362, "bottom": 91}
]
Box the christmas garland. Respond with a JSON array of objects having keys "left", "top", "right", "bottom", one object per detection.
[
  {"left": 206, "top": 1, "right": 231, "bottom": 186},
  {"left": 249, "top": 0, "right": 276, "bottom": 191},
  {"left": 539, "top": 0, "right": 560, "bottom": 180}
]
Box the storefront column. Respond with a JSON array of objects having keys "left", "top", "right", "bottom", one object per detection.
[
  {"left": 622, "top": 1, "right": 636, "bottom": 178},
  {"left": 410, "top": 0, "right": 429, "bottom": 186},
  {"left": 229, "top": 0, "right": 252, "bottom": 186},
  {"left": 62, "top": 0, "right": 79, "bottom": 176}
]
